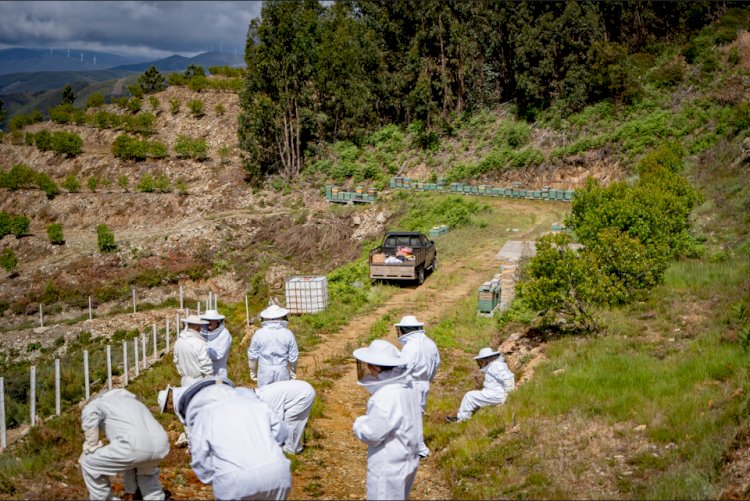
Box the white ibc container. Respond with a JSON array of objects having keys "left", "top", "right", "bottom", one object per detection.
[{"left": 285, "top": 276, "right": 329, "bottom": 314}]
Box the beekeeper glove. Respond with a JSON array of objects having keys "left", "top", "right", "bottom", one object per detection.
[
  {"left": 248, "top": 358, "right": 258, "bottom": 382},
  {"left": 289, "top": 360, "right": 297, "bottom": 380},
  {"left": 82, "top": 427, "right": 103, "bottom": 454}
]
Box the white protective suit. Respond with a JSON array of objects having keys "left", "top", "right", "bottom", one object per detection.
[
  {"left": 187, "top": 384, "right": 291, "bottom": 500},
  {"left": 79, "top": 389, "right": 169, "bottom": 500},
  {"left": 255, "top": 380, "right": 316, "bottom": 454},
  {"left": 247, "top": 320, "right": 299, "bottom": 387},
  {"left": 203, "top": 324, "right": 232, "bottom": 378},
  {"left": 353, "top": 368, "right": 422, "bottom": 500},
  {"left": 173, "top": 327, "right": 213, "bottom": 387},
  {"left": 398, "top": 330, "right": 440, "bottom": 457},
  {"left": 456, "top": 356, "right": 516, "bottom": 422}
]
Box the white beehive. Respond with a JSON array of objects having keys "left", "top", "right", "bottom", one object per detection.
[{"left": 285, "top": 276, "right": 329, "bottom": 314}]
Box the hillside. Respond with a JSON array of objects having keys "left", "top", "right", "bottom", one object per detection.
[{"left": 0, "top": 13, "right": 749, "bottom": 501}]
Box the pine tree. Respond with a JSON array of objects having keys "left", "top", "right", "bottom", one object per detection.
[
  {"left": 138, "top": 66, "right": 167, "bottom": 94},
  {"left": 61, "top": 84, "right": 76, "bottom": 105}
]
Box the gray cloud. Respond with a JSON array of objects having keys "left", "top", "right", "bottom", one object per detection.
[{"left": 0, "top": 1, "right": 262, "bottom": 58}]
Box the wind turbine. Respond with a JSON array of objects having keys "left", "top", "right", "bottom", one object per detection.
[{"left": 80, "top": 52, "right": 84, "bottom": 62}]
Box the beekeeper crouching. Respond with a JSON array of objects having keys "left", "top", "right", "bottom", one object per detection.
[
  {"left": 173, "top": 315, "right": 213, "bottom": 387},
  {"left": 200, "top": 309, "right": 232, "bottom": 378},
  {"left": 159, "top": 377, "right": 291, "bottom": 500},
  {"left": 79, "top": 389, "right": 170, "bottom": 500},
  {"left": 395, "top": 315, "right": 440, "bottom": 458},
  {"left": 255, "top": 380, "right": 316, "bottom": 454},
  {"left": 352, "top": 339, "right": 422, "bottom": 500},
  {"left": 446, "top": 347, "right": 515, "bottom": 423},
  {"left": 247, "top": 304, "right": 299, "bottom": 387}
]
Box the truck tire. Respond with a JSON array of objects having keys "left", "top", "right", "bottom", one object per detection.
[
  {"left": 430, "top": 255, "right": 438, "bottom": 273},
  {"left": 417, "top": 266, "right": 425, "bottom": 285}
]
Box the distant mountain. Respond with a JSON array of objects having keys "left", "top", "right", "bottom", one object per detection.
[
  {"left": 0, "top": 48, "right": 146, "bottom": 75},
  {"left": 112, "top": 51, "right": 245, "bottom": 72},
  {"left": 0, "top": 69, "right": 137, "bottom": 95}
]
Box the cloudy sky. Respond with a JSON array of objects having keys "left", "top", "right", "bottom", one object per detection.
[{"left": 0, "top": 1, "right": 263, "bottom": 59}]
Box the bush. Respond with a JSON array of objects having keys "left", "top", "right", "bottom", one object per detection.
[
  {"left": 50, "top": 131, "right": 83, "bottom": 156},
  {"left": 47, "top": 223, "right": 64, "bottom": 245},
  {"left": 169, "top": 98, "right": 180, "bottom": 114},
  {"left": 174, "top": 135, "right": 208, "bottom": 160},
  {"left": 188, "top": 99, "right": 205, "bottom": 118},
  {"left": 149, "top": 141, "right": 167, "bottom": 159},
  {"left": 36, "top": 173, "right": 60, "bottom": 199},
  {"left": 137, "top": 173, "right": 155, "bottom": 193},
  {"left": 117, "top": 175, "right": 129, "bottom": 191},
  {"left": 8, "top": 110, "right": 43, "bottom": 131},
  {"left": 0, "top": 212, "right": 30, "bottom": 238},
  {"left": 62, "top": 174, "right": 81, "bottom": 193},
  {"left": 86, "top": 93, "right": 105, "bottom": 109},
  {"left": 127, "top": 84, "right": 144, "bottom": 98},
  {"left": 112, "top": 134, "right": 149, "bottom": 161},
  {"left": 648, "top": 59, "right": 685, "bottom": 88},
  {"left": 153, "top": 172, "right": 171, "bottom": 193},
  {"left": 215, "top": 103, "right": 226, "bottom": 116},
  {"left": 96, "top": 224, "right": 116, "bottom": 252},
  {"left": 138, "top": 66, "right": 167, "bottom": 94},
  {"left": 496, "top": 120, "right": 532, "bottom": 148},
  {"left": 148, "top": 96, "right": 160, "bottom": 111},
  {"left": 34, "top": 130, "right": 52, "bottom": 151},
  {"left": 0, "top": 248, "right": 18, "bottom": 274},
  {"left": 126, "top": 97, "right": 142, "bottom": 113},
  {"left": 87, "top": 176, "right": 98, "bottom": 192}
]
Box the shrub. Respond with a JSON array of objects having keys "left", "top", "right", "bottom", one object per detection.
[
  {"left": 188, "top": 99, "right": 205, "bottom": 118},
  {"left": 148, "top": 96, "right": 160, "bottom": 111},
  {"left": 169, "top": 98, "right": 180, "bottom": 114},
  {"left": 50, "top": 131, "right": 83, "bottom": 156},
  {"left": 47, "top": 223, "right": 64, "bottom": 245},
  {"left": 24, "top": 132, "right": 34, "bottom": 146},
  {"left": 168, "top": 73, "right": 185, "bottom": 86},
  {"left": 648, "top": 59, "right": 685, "bottom": 88},
  {"left": 87, "top": 176, "right": 98, "bottom": 192},
  {"left": 36, "top": 173, "right": 60, "bottom": 199},
  {"left": 496, "top": 120, "right": 532, "bottom": 148},
  {"left": 112, "top": 134, "right": 148, "bottom": 161},
  {"left": 175, "top": 179, "right": 188, "bottom": 195},
  {"left": 137, "top": 173, "right": 155, "bottom": 192},
  {"left": 215, "top": 103, "right": 226, "bottom": 116},
  {"left": 184, "top": 64, "right": 205, "bottom": 78},
  {"left": 86, "top": 93, "right": 105, "bottom": 109},
  {"left": 117, "top": 175, "right": 129, "bottom": 191},
  {"left": 34, "top": 130, "right": 52, "bottom": 151},
  {"left": 0, "top": 248, "right": 18, "bottom": 274},
  {"left": 96, "top": 224, "right": 116, "bottom": 252},
  {"left": 8, "top": 110, "right": 43, "bottom": 131},
  {"left": 126, "top": 97, "right": 142, "bottom": 113},
  {"left": 127, "top": 84, "right": 144, "bottom": 99},
  {"left": 218, "top": 145, "right": 230, "bottom": 163},
  {"left": 0, "top": 212, "right": 30, "bottom": 238},
  {"left": 138, "top": 66, "right": 167, "bottom": 94},
  {"left": 153, "top": 172, "right": 171, "bottom": 193},
  {"left": 0, "top": 163, "right": 36, "bottom": 190},
  {"left": 174, "top": 135, "right": 208, "bottom": 160},
  {"left": 149, "top": 141, "right": 167, "bottom": 158},
  {"left": 62, "top": 174, "right": 81, "bottom": 193}
]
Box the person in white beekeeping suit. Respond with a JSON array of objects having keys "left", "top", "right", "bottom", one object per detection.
[
  {"left": 79, "top": 389, "right": 170, "bottom": 500},
  {"left": 394, "top": 315, "right": 440, "bottom": 459},
  {"left": 445, "top": 347, "right": 516, "bottom": 423},
  {"left": 173, "top": 315, "right": 213, "bottom": 387},
  {"left": 247, "top": 304, "right": 299, "bottom": 387},
  {"left": 200, "top": 309, "right": 232, "bottom": 378},
  {"left": 159, "top": 377, "right": 291, "bottom": 500},
  {"left": 352, "top": 339, "right": 422, "bottom": 500},
  {"left": 254, "top": 379, "right": 316, "bottom": 455}
]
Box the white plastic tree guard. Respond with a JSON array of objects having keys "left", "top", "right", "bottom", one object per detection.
[{"left": 285, "top": 276, "right": 329, "bottom": 314}]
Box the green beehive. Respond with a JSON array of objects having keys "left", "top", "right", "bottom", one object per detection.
[
  {"left": 532, "top": 190, "right": 541, "bottom": 199},
  {"left": 512, "top": 181, "right": 522, "bottom": 188},
  {"left": 564, "top": 189, "right": 574, "bottom": 201},
  {"left": 541, "top": 190, "right": 549, "bottom": 199},
  {"left": 470, "top": 186, "right": 479, "bottom": 194},
  {"left": 437, "top": 177, "right": 446, "bottom": 186},
  {"left": 519, "top": 189, "right": 527, "bottom": 198},
  {"left": 548, "top": 189, "right": 558, "bottom": 200},
  {"left": 325, "top": 185, "right": 334, "bottom": 199},
  {"left": 463, "top": 185, "right": 472, "bottom": 193}
]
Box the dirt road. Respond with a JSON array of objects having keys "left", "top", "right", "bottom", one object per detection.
[{"left": 288, "top": 200, "right": 565, "bottom": 499}]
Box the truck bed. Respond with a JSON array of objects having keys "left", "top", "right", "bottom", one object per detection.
[{"left": 368, "top": 247, "right": 427, "bottom": 280}]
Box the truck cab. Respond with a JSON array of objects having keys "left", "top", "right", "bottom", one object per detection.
[{"left": 368, "top": 231, "right": 438, "bottom": 285}]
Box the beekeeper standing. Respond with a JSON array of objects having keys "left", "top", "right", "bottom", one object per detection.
[
  {"left": 173, "top": 315, "right": 213, "bottom": 387},
  {"left": 247, "top": 304, "right": 299, "bottom": 387},
  {"left": 395, "top": 315, "right": 440, "bottom": 459},
  {"left": 79, "top": 389, "right": 169, "bottom": 500},
  {"left": 352, "top": 339, "right": 422, "bottom": 500},
  {"left": 159, "top": 377, "right": 291, "bottom": 500},
  {"left": 446, "top": 347, "right": 515, "bottom": 423},
  {"left": 200, "top": 309, "right": 232, "bottom": 378},
  {"left": 255, "top": 379, "right": 316, "bottom": 454}
]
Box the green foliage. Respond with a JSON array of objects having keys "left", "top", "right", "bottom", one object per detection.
[
  {"left": 46, "top": 223, "right": 64, "bottom": 245},
  {"left": 127, "top": 84, "right": 144, "bottom": 98},
  {"left": 517, "top": 233, "right": 603, "bottom": 331},
  {"left": 184, "top": 64, "right": 205, "bottom": 78},
  {"left": 96, "top": 224, "right": 116, "bottom": 252},
  {"left": 61, "top": 174, "right": 81, "bottom": 193},
  {"left": 148, "top": 141, "right": 167, "bottom": 159},
  {"left": 112, "top": 134, "right": 163, "bottom": 161},
  {"left": 126, "top": 97, "right": 142, "bottom": 113},
  {"left": 50, "top": 131, "right": 83, "bottom": 156},
  {"left": 648, "top": 59, "right": 685, "bottom": 88},
  {"left": 117, "top": 175, "right": 129, "bottom": 190},
  {"left": 0, "top": 212, "right": 30, "bottom": 239},
  {"left": 174, "top": 135, "right": 208, "bottom": 160},
  {"left": 8, "top": 110, "right": 43, "bottom": 131},
  {"left": 169, "top": 98, "right": 180, "bottom": 114},
  {"left": 215, "top": 103, "right": 226, "bottom": 116},
  {"left": 495, "top": 119, "right": 531, "bottom": 148},
  {"left": 0, "top": 164, "right": 60, "bottom": 199},
  {"left": 138, "top": 66, "right": 167, "bottom": 94},
  {"left": 188, "top": 99, "right": 205, "bottom": 118},
  {"left": 86, "top": 176, "right": 98, "bottom": 192},
  {"left": 395, "top": 193, "right": 488, "bottom": 233},
  {"left": 209, "top": 65, "right": 245, "bottom": 77},
  {"left": 33, "top": 130, "right": 52, "bottom": 151},
  {"left": 85, "top": 92, "right": 105, "bottom": 109},
  {"left": 148, "top": 96, "right": 160, "bottom": 111},
  {"left": 0, "top": 247, "right": 18, "bottom": 274},
  {"left": 136, "top": 173, "right": 155, "bottom": 192},
  {"left": 61, "top": 84, "right": 75, "bottom": 105}
]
